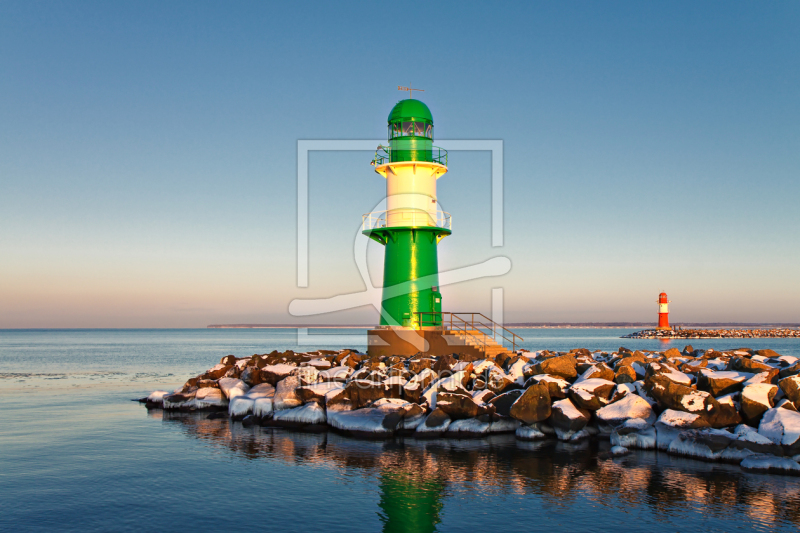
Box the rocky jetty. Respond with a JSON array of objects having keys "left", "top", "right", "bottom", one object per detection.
[
  {"left": 624, "top": 328, "right": 800, "bottom": 339},
  {"left": 141, "top": 345, "right": 800, "bottom": 476}
]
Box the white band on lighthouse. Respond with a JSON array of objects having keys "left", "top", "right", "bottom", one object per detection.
[{"left": 659, "top": 303, "right": 668, "bottom": 313}]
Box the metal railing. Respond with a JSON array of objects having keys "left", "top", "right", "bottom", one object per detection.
[
  {"left": 362, "top": 209, "right": 451, "bottom": 232},
  {"left": 417, "top": 312, "right": 523, "bottom": 353},
  {"left": 371, "top": 145, "right": 448, "bottom": 167}
]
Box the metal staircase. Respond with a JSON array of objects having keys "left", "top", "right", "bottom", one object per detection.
[{"left": 417, "top": 312, "right": 523, "bottom": 358}]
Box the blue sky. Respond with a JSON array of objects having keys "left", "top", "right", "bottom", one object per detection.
[{"left": 1, "top": 1, "right": 798, "bottom": 327}]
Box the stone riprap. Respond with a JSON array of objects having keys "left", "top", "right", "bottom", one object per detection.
[
  {"left": 624, "top": 328, "right": 800, "bottom": 339},
  {"left": 140, "top": 345, "right": 800, "bottom": 476}
]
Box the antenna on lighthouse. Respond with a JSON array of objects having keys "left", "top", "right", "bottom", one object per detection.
[{"left": 398, "top": 85, "right": 424, "bottom": 99}]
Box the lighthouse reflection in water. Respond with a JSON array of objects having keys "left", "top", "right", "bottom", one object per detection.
[{"left": 156, "top": 409, "right": 800, "bottom": 532}]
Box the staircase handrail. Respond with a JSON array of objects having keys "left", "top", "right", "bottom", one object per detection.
[
  {"left": 417, "top": 311, "right": 486, "bottom": 353},
  {"left": 416, "top": 311, "right": 523, "bottom": 352}
]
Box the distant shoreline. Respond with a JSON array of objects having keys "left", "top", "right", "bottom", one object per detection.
[{"left": 207, "top": 323, "right": 800, "bottom": 329}]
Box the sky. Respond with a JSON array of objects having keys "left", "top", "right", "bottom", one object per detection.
[{"left": 1, "top": 1, "right": 798, "bottom": 328}]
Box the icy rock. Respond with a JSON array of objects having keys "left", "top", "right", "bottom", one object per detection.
[
  {"left": 575, "top": 363, "right": 615, "bottom": 383},
  {"left": 646, "top": 362, "right": 692, "bottom": 386},
  {"left": 645, "top": 374, "right": 720, "bottom": 421},
  {"left": 328, "top": 408, "right": 402, "bottom": 438},
  {"left": 246, "top": 383, "right": 276, "bottom": 398},
  {"left": 614, "top": 365, "right": 637, "bottom": 384},
  {"left": 607, "top": 444, "right": 630, "bottom": 457},
  {"left": 759, "top": 408, "right": 800, "bottom": 454},
  {"left": 568, "top": 378, "right": 616, "bottom": 411},
  {"left": 273, "top": 376, "right": 302, "bottom": 411},
  {"left": 509, "top": 382, "right": 551, "bottom": 424},
  {"left": 506, "top": 358, "right": 528, "bottom": 386},
  {"left": 162, "top": 391, "right": 196, "bottom": 410},
  {"left": 740, "top": 454, "right": 800, "bottom": 476},
  {"left": 304, "top": 358, "right": 332, "bottom": 370},
  {"left": 725, "top": 424, "right": 784, "bottom": 456},
  {"left": 345, "top": 379, "right": 386, "bottom": 409},
  {"left": 551, "top": 398, "right": 591, "bottom": 439},
  {"left": 218, "top": 378, "right": 250, "bottom": 400},
  {"left": 292, "top": 366, "right": 319, "bottom": 386},
  {"left": 415, "top": 408, "right": 452, "bottom": 437},
  {"left": 194, "top": 388, "right": 227, "bottom": 409},
  {"left": 229, "top": 397, "right": 255, "bottom": 420},
  {"left": 668, "top": 429, "right": 733, "bottom": 461},
  {"left": 741, "top": 384, "right": 778, "bottom": 424},
  {"left": 655, "top": 409, "right": 710, "bottom": 450},
  {"left": 490, "top": 418, "right": 521, "bottom": 433},
  {"left": 253, "top": 397, "right": 273, "bottom": 419},
  {"left": 484, "top": 366, "right": 513, "bottom": 394},
  {"left": 446, "top": 417, "right": 492, "bottom": 437},
  {"left": 260, "top": 364, "right": 297, "bottom": 385},
  {"left": 516, "top": 422, "right": 549, "bottom": 441},
  {"left": 611, "top": 419, "right": 656, "bottom": 450},
  {"left": 778, "top": 375, "right": 800, "bottom": 404},
  {"left": 471, "top": 389, "right": 496, "bottom": 404},
  {"left": 272, "top": 402, "right": 327, "bottom": 428},
  {"left": 204, "top": 364, "right": 231, "bottom": 380},
  {"left": 596, "top": 393, "right": 656, "bottom": 432},
  {"left": 318, "top": 366, "right": 353, "bottom": 383}
]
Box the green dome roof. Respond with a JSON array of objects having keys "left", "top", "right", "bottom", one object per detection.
[{"left": 388, "top": 99, "right": 433, "bottom": 124}]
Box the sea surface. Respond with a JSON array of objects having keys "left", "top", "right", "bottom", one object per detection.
[{"left": 2, "top": 328, "right": 800, "bottom": 532}]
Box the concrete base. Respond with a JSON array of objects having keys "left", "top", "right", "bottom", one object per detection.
[{"left": 367, "top": 327, "right": 487, "bottom": 359}]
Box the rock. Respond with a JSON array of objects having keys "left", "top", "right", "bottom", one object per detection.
[
  {"left": 228, "top": 396, "right": 256, "bottom": 420},
  {"left": 196, "top": 379, "right": 219, "bottom": 389},
  {"left": 293, "top": 366, "right": 319, "bottom": 386},
  {"left": 596, "top": 393, "right": 655, "bottom": 431},
  {"left": 741, "top": 383, "right": 778, "bottom": 424},
  {"left": 483, "top": 365, "right": 513, "bottom": 394},
  {"left": 614, "top": 365, "right": 637, "bottom": 384},
  {"left": 384, "top": 376, "right": 407, "bottom": 399},
  {"left": 436, "top": 392, "right": 489, "bottom": 420},
  {"left": 433, "top": 354, "right": 457, "bottom": 373},
  {"left": 204, "top": 364, "right": 232, "bottom": 380},
  {"left": 415, "top": 408, "right": 452, "bottom": 437},
  {"left": 261, "top": 364, "right": 297, "bottom": 385},
  {"left": 664, "top": 347, "right": 682, "bottom": 358},
  {"left": 408, "top": 356, "right": 436, "bottom": 374},
  {"left": 241, "top": 414, "right": 256, "bottom": 427},
  {"left": 509, "top": 382, "right": 551, "bottom": 424},
  {"left": 273, "top": 376, "right": 302, "bottom": 411},
  {"left": 220, "top": 355, "right": 237, "bottom": 366},
  {"left": 403, "top": 368, "right": 437, "bottom": 403},
  {"left": 610, "top": 445, "right": 630, "bottom": 456},
  {"left": 568, "top": 378, "right": 616, "bottom": 411},
  {"left": 645, "top": 362, "right": 692, "bottom": 387},
  {"left": 218, "top": 377, "right": 249, "bottom": 400},
  {"left": 240, "top": 366, "right": 263, "bottom": 386},
  {"left": 253, "top": 397, "right": 274, "bottom": 419},
  {"left": 422, "top": 371, "right": 470, "bottom": 408},
  {"left": 529, "top": 374, "right": 570, "bottom": 399},
  {"left": 144, "top": 390, "right": 170, "bottom": 408},
  {"left": 697, "top": 370, "right": 749, "bottom": 396},
  {"left": 729, "top": 356, "right": 773, "bottom": 374},
  {"left": 488, "top": 389, "right": 523, "bottom": 417},
  {"left": 759, "top": 408, "right": 800, "bottom": 454},
  {"left": 445, "top": 417, "right": 492, "bottom": 438},
  {"left": 345, "top": 379, "right": 387, "bottom": 409},
  {"left": 779, "top": 375, "right": 800, "bottom": 403},
  {"left": 713, "top": 393, "right": 743, "bottom": 427},
  {"left": 727, "top": 424, "right": 784, "bottom": 456},
  {"left": 515, "top": 422, "right": 549, "bottom": 441},
  {"left": 296, "top": 382, "right": 343, "bottom": 404},
  {"left": 668, "top": 428, "right": 734, "bottom": 460},
  {"left": 645, "top": 374, "right": 720, "bottom": 421},
  {"left": 530, "top": 354, "right": 577, "bottom": 381},
  {"left": 162, "top": 391, "right": 196, "bottom": 410},
  {"left": 576, "top": 363, "right": 615, "bottom": 383},
  {"left": 654, "top": 409, "right": 711, "bottom": 450},
  {"left": 550, "top": 398, "right": 591, "bottom": 440}
]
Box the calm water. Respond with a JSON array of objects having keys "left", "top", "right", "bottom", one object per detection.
[{"left": 2, "top": 328, "right": 800, "bottom": 532}]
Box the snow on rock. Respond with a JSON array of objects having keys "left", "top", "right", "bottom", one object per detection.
[
  {"left": 507, "top": 358, "right": 528, "bottom": 386},
  {"left": 655, "top": 409, "right": 710, "bottom": 450},
  {"left": 296, "top": 382, "right": 342, "bottom": 404},
  {"left": 218, "top": 378, "right": 250, "bottom": 400},
  {"left": 741, "top": 384, "right": 778, "bottom": 424},
  {"left": 759, "top": 408, "right": 800, "bottom": 452},
  {"left": 273, "top": 375, "right": 302, "bottom": 411},
  {"left": 292, "top": 366, "right": 319, "bottom": 386},
  {"left": 530, "top": 374, "right": 570, "bottom": 399},
  {"left": 422, "top": 371, "right": 468, "bottom": 408},
  {"left": 194, "top": 388, "right": 227, "bottom": 409},
  {"left": 304, "top": 358, "right": 332, "bottom": 370},
  {"left": 740, "top": 454, "right": 800, "bottom": 476},
  {"left": 318, "top": 366, "right": 353, "bottom": 383},
  {"left": 403, "top": 368, "right": 437, "bottom": 403},
  {"left": 145, "top": 391, "right": 170, "bottom": 406},
  {"left": 551, "top": 398, "right": 591, "bottom": 441},
  {"left": 246, "top": 383, "right": 276, "bottom": 399},
  {"left": 596, "top": 393, "right": 656, "bottom": 431},
  {"left": 568, "top": 378, "right": 616, "bottom": 411},
  {"left": 489, "top": 418, "right": 521, "bottom": 434},
  {"left": 272, "top": 402, "right": 327, "bottom": 427},
  {"left": 261, "top": 364, "right": 297, "bottom": 385}
]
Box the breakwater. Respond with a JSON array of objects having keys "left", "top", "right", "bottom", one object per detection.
[
  {"left": 624, "top": 328, "right": 800, "bottom": 339},
  {"left": 141, "top": 345, "right": 800, "bottom": 476}
]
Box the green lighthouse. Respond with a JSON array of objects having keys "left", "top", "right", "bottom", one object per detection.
[{"left": 363, "top": 97, "right": 450, "bottom": 331}]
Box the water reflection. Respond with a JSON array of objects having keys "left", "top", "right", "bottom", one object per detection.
[{"left": 154, "top": 411, "right": 800, "bottom": 531}]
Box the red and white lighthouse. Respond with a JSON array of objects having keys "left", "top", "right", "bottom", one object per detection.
[{"left": 657, "top": 292, "right": 671, "bottom": 331}]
